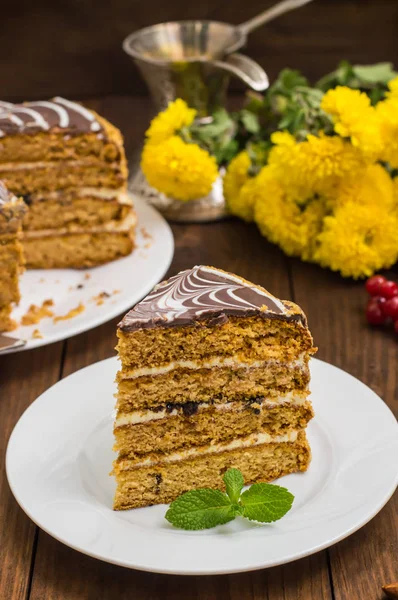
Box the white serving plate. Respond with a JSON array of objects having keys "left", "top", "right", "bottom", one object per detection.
[{"left": 6, "top": 357, "right": 398, "bottom": 574}]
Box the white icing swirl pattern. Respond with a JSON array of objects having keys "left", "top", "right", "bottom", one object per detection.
[
  {"left": 0, "top": 97, "right": 102, "bottom": 137},
  {"left": 119, "top": 265, "right": 301, "bottom": 331}
]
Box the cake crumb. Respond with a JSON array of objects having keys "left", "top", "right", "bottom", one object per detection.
[
  {"left": 140, "top": 226, "right": 152, "bottom": 241},
  {"left": 113, "top": 289, "right": 121, "bottom": 295},
  {"left": 92, "top": 291, "right": 110, "bottom": 306},
  {"left": 21, "top": 299, "right": 54, "bottom": 325},
  {"left": 84, "top": 273, "right": 91, "bottom": 280},
  {"left": 32, "top": 329, "right": 43, "bottom": 339},
  {"left": 53, "top": 303, "right": 85, "bottom": 323},
  {"left": 39, "top": 278, "right": 45, "bottom": 283}
]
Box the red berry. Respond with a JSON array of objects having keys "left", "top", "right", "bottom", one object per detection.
[
  {"left": 365, "top": 275, "right": 386, "bottom": 296},
  {"left": 379, "top": 280, "right": 398, "bottom": 299},
  {"left": 394, "top": 320, "right": 398, "bottom": 335},
  {"left": 383, "top": 296, "right": 398, "bottom": 320},
  {"left": 366, "top": 298, "right": 386, "bottom": 325}
]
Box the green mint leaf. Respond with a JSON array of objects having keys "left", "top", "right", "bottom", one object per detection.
[
  {"left": 165, "top": 489, "right": 236, "bottom": 530},
  {"left": 223, "top": 468, "right": 244, "bottom": 504},
  {"left": 240, "top": 483, "right": 294, "bottom": 523}
]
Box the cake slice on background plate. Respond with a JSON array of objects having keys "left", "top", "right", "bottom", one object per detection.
[
  {"left": 0, "top": 181, "right": 26, "bottom": 331},
  {"left": 0, "top": 98, "right": 135, "bottom": 268},
  {"left": 113, "top": 265, "right": 316, "bottom": 510}
]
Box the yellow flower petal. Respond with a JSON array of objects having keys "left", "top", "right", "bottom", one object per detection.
[
  {"left": 145, "top": 99, "right": 197, "bottom": 145},
  {"left": 141, "top": 136, "right": 218, "bottom": 201},
  {"left": 321, "top": 87, "right": 383, "bottom": 160},
  {"left": 223, "top": 151, "right": 253, "bottom": 221}
]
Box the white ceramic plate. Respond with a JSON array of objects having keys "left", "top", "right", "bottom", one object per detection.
[
  {"left": 2, "top": 196, "right": 174, "bottom": 353},
  {"left": 6, "top": 358, "right": 398, "bottom": 575}
]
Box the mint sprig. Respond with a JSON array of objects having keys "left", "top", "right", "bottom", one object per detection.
[
  {"left": 240, "top": 482, "right": 294, "bottom": 523},
  {"left": 165, "top": 489, "right": 236, "bottom": 531},
  {"left": 223, "top": 468, "right": 244, "bottom": 505},
  {"left": 165, "top": 469, "right": 294, "bottom": 530}
]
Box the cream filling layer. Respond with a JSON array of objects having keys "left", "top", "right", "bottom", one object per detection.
[
  {"left": 119, "top": 429, "right": 300, "bottom": 469},
  {"left": 22, "top": 210, "right": 136, "bottom": 239},
  {"left": 29, "top": 188, "right": 132, "bottom": 205},
  {"left": 115, "top": 391, "right": 308, "bottom": 427},
  {"left": 119, "top": 353, "right": 308, "bottom": 380}
]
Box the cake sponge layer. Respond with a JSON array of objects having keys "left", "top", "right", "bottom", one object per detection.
[
  {"left": 117, "top": 316, "right": 314, "bottom": 371},
  {"left": 23, "top": 230, "right": 134, "bottom": 269},
  {"left": 113, "top": 431, "right": 310, "bottom": 510},
  {"left": 0, "top": 161, "right": 126, "bottom": 194},
  {"left": 116, "top": 361, "right": 309, "bottom": 411},
  {"left": 23, "top": 194, "right": 131, "bottom": 232},
  {"left": 0, "top": 236, "right": 25, "bottom": 305},
  {"left": 114, "top": 400, "right": 314, "bottom": 458},
  {"left": 0, "top": 305, "right": 16, "bottom": 331},
  {"left": 0, "top": 114, "right": 124, "bottom": 164}
]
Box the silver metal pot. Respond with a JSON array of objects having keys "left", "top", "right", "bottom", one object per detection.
[{"left": 124, "top": 0, "right": 314, "bottom": 222}]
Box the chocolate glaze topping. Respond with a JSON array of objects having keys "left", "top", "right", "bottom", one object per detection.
[
  {"left": 0, "top": 97, "right": 103, "bottom": 138},
  {"left": 118, "top": 265, "right": 306, "bottom": 332}
]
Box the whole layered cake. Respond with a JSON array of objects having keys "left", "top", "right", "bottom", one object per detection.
[
  {"left": 113, "top": 265, "right": 316, "bottom": 510},
  {"left": 0, "top": 98, "right": 135, "bottom": 268},
  {"left": 0, "top": 181, "right": 26, "bottom": 331}
]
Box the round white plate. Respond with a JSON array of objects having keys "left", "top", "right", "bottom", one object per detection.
[
  {"left": 3, "top": 196, "right": 174, "bottom": 353},
  {"left": 6, "top": 358, "right": 398, "bottom": 575}
]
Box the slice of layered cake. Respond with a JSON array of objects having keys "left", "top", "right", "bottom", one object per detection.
[
  {"left": 113, "top": 266, "right": 316, "bottom": 510},
  {"left": 0, "top": 98, "right": 135, "bottom": 268},
  {"left": 0, "top": 181, "right": 26, "bottom": 331}
]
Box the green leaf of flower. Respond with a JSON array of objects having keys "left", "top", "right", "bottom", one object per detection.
[
  {"left": 240, "top": 109, "right": 261, "bottom": 134},
  {"left": 352, "top": 62, "right": 397, "bottom": 85},
  {"left": 240, "top": 483, "right": 294, "bottom": 523},
  {"left": 223, "top": 468, "right": 245, "bottom": 504},
  {"left": 165, "top": 489, "right": 236, "bottom": 530}
]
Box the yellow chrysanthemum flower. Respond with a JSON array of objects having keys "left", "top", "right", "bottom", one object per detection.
[
  {"left": 141, "top": 136, "right": 218, "bottom": 201},
  {"left": 145, "top": 99, "right": 197, "bottom": 145},
  {"left": 332, "top": 164, "right": 395, "bottom": 210},
  {"left": 393, "top": 176, "right": 398, "bottom": 203},
  {"left": 268, "top": 131, "right": 366, "bottom": 200},
  {"left": 376, "top": 95, "right": 398, "bottom": 168},
  {"left": 253, "top": 166, "right": 327, "bottom": 260},
  {"left": 386, "top": 76, "right": 398, "bottom": 99},
  {"left": 313, "top": 203, "right": 398, "bottom": 279},
  {"left": 321, "top": 87, "right": 383, "bottom": 159},
  {"left": 223, "top": 151, "right": 252, "bottom": 221}
]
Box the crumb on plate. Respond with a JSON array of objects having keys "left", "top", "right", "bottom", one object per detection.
[
  {"left": 21, "top": 299, "right": 54, "bottom": 325},
  {"left": 92, "top": 291, "right": 111, "bottom": 306},
  {"left": 53, "top": 303, "right": 85, "bottom": 323},
  {"left": 140, "top": 226, "right": 153, "bottom": 241},
  {"left": 32, "top": 329, "right": 43, "bottom": 339}
]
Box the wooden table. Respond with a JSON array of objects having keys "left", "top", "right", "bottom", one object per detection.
[{"left": 1, "top": 96, "right": 397, "bottom": 600}]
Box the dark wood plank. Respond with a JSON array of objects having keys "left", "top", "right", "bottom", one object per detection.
[
  {"left": 1, "top": 0, "right": 398, "bottom": 100},
  {"left": 0, "top": 344, "right": 63, "bottom": 600},
  {"left": 29, "top": 535, "right": 332, "bottom": 600},
  {"left": 289, "top": 258, "right": 398, "bottom": 600}
]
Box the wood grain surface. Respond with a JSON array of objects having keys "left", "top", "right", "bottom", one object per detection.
[
  {"left": 0, "top": 96, "right": 397, "bottom": 600},
  {"left": 1, "top": 0, "right": 398, "bottom": 100}
]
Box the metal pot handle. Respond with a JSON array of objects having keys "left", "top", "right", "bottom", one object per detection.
[{"left": 213, "top": 53, "right": 269, "bottom": 92}]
